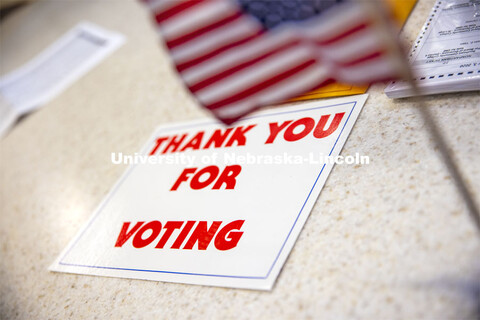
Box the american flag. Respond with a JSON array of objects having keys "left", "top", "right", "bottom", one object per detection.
[{"left": 144, "top": 0, "right": 405, "bottom": 124}]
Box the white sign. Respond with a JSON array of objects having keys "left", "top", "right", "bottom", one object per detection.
[{"left": 50, "top": 95, "right": 368, "bottom": 290}]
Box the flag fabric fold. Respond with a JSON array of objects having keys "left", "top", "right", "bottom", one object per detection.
[{"left": 145, "top": 0, "right": 404, "bottom": 124}]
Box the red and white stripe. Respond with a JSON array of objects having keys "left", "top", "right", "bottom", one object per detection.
[{"left": 144, "top": 0, "right": 403, "bottom": 124}]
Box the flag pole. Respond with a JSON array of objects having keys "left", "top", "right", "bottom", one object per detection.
[
  {"left": 408, "top": 82, "right": 480, "bottom": 233},
  {"left": 364, "top": 0, "right": 480, "bottom": 233}
]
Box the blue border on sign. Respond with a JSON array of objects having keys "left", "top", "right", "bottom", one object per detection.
[{"left": 59, "top": 100, "right": 358, "bottom": 280}]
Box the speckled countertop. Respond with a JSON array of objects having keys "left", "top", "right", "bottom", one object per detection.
[{"left": 1, "top": 0, "right": 479, "bottom": 319}]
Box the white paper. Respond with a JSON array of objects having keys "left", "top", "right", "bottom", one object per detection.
[
  {"left": 0, "top": 22, "right": 125, "bottom": 137},
  {"left": 385, "top": 0, "right": 480, "bottom": 98},
  {"left": 50, "top": 94, "right": 368, "bottom": 290}
]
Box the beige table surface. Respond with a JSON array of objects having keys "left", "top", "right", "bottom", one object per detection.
[{"left": 1, "top": 0, "right": 479, "bottom": 319}]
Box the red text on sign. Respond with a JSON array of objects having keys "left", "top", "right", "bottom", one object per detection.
[
  {"left": 149, "top": 125, "right": 256, "bottom": 155},
  {"left": 265, "top": 112, "right": 345, "bottom": 144},
  {"left": 171, "top": 165, "right": 242, "bottom": 191},
  {"left": 114, "top": 220, "right": 245, "bottom": 251}
]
